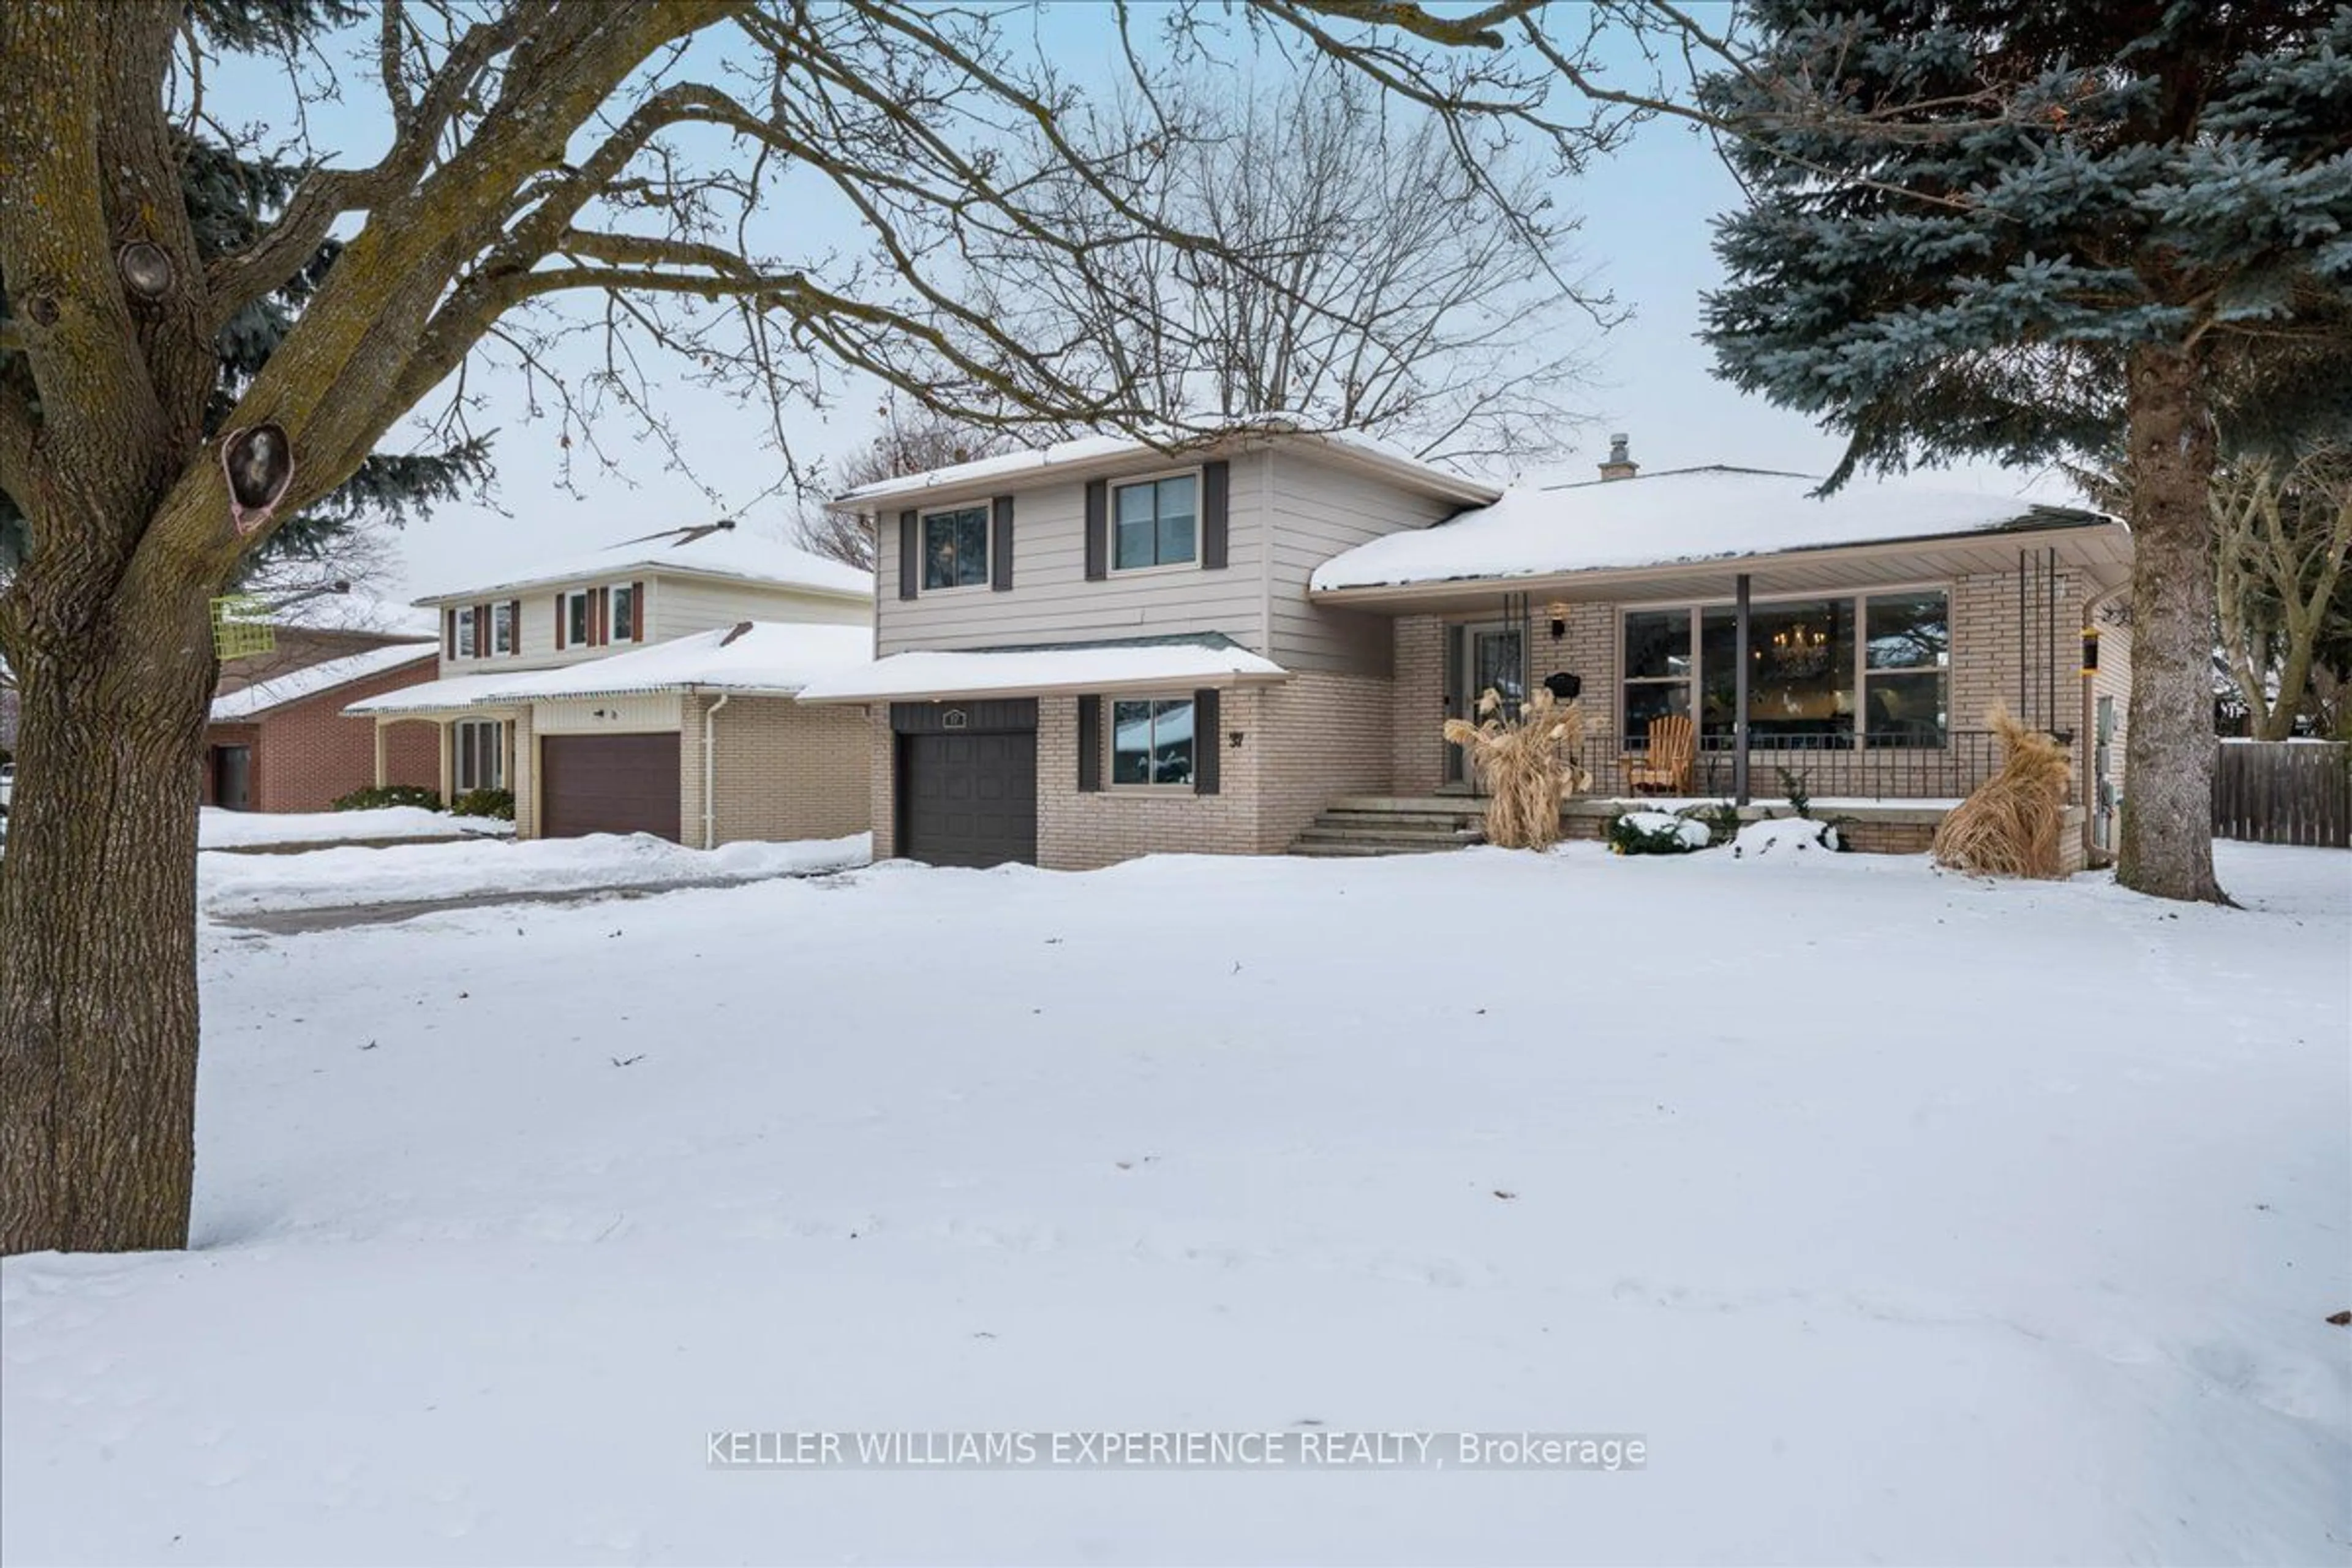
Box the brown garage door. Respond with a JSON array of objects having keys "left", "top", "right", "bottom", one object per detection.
[
  {"left": 540, "top": 733, "right": 681, "bottom": 840},
  {"left": 901, "top": 729, "right": 1038, "bottom": 868}
]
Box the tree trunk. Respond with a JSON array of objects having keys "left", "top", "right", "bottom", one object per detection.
[
  {"left": 0, "top": 578, "right": 216, "bottom": 1254},
  {"left": 2116, "top": 344, "right": 2228, "bottom": 903}
]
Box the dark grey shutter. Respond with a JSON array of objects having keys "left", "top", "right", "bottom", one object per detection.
[
  {"left": 1077, "top": 695, "right": 1102, "bottom": 791},
  {"left": 991, "top": 495, "right": 1014, "bottom": 591},
  {"left": 898, "top": 510, "right": 919, "bottom": 600},
  {"left": 444, "top": 608, "right": 456, "bottom": 659},
  {"left": 1084, "top": 480, "right": 1107, "bottom": 580},
  {"left": 1193, "top": 687, "right": 1221, "bottom": 794},
  {"left": 1200, "top": 459, "right": 1229, "bottom": 570}
]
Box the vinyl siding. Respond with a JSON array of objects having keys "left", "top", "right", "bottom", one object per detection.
[
  {"left": 432, "top": 571, "right": 869, "bottom": 677},
  {"left": 1263, "top": 448, "right": 1460, "bottom": 676},
  {"left": 875, "top": 450, "right": 1273, "bottom": 656}
]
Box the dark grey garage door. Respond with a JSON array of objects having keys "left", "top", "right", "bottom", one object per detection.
[
  {"left": 897, "top": 704, "right": 1037, "bottom": 868},
  {"left": 540, "top": 733, "right": 681, "bottom": 840}
]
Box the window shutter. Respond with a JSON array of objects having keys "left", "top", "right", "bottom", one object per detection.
[
  {"left": 594, "top": 587, "right": 609, "bottom": 646},
  {"left": 630, "top": 581, "right": 645, "bottom": 641},
  {"left": 1193, "top": 688, "right": 1221, "bottom": 795},
  {"left": 507, "top": 600, "right": 520, "bottom": 655},
  {"left": 1084, "top": 480, "right": 1107, "bottom": 580},
  {"left": 476, "top": 604, "right": 490, "bottom": 655},
  {"left": 990, "top": 496, "right": 1014, "bottom": 592},
  {"left": 898, "top": 511, "right": 919, "bottom": 600},
  {"left": 1077, "top": 695, "right": 1102, "bottom": 792},
  {"left": 444, "top": 608, "right": 456, "bottom": 659},
  {"left": 555, "top": 594, "right": 567, "bottom": 651},
  {"left": 1200, "top": 460, "right": 1229, "bottom": 570}
]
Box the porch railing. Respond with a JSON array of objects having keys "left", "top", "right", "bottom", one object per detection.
[{"left": 1569, "top": 728, "right": 2072, "bottom": 804}]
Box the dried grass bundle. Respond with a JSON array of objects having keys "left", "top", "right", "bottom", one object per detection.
[
  {"left": 1932, "top": 703, "right": 2075, "bottom": 878},
  {"left": 1442, "top": 687, "right": 1590, "bottom": 850}
]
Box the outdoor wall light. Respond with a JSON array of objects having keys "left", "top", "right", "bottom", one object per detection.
[{"left": 1547, "top": 601, "right": 1570, "bottom": 640}]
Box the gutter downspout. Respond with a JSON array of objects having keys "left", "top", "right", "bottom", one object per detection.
[{"left": 701, "top": 690, "right": 730, "bottom": 850}]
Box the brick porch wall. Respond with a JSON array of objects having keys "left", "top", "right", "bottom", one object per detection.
[{"left": 679, "top": 694, "right": 870, "bottom": 848}]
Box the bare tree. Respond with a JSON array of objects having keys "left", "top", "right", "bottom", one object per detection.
[
  {"left": 791, "top": 402, "right": 1009, "bottom": 572},
  {"left": 2214, "top": 447, "right": 2352, "bottom": 741},
  {"left": 970, "top": 66, "right": 1608, "bottom": 467},
  {"left": 1, "top": 0, "right": 1667, "bottom": 1256}
]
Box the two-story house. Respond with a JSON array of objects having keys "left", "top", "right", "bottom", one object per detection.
[
  {"left": 345, "top": 523, "right": 874, "bottom": 845},
  {"left": 797, "top": 429, "right": 2135, "bottom": 869}
]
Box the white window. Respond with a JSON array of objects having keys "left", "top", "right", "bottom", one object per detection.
[
  {"left": 611, "top": 584, "right": 636, "bottom": 643},
  {"left": 1112, "top": 474, "right": 1196, "bottom": 570},
  {"left": 1110, "top": 697, "right": 1195, "bottom": 786},
  {"left": 454, "top": 606, "right": 478, "bottom": 658},
  {"left": 454, "top": 720, "right": 506, "bottom": 793},
  {"left": 565, "top": 589, "right": 592, "bottom": 647},
  {"left": 492, "top": 601, "right": 514, "bottom": 655},
  {"left": 922, "top": 506, "right": 990, "bottom": 589}
]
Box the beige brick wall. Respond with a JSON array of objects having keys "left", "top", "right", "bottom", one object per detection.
[
  {"left": 511, "top": 707, "right": 537, "bottom": 837},
  {"left": 1254, "top": 671, "right": 1395, "bottom": 853},
  {"left": 680, "top": 694, "right": 870, "bottom": 848},
  {"left": 1392, "top": 616, "right": 1447, "bottom": 795}
]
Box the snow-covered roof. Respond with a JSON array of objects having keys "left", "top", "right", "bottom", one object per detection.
[
  {"left": 209, "top": 642, "right": 437, "bottom": 721},
  {"left": 344, "top": 623, "right": 874, "bottom": 716},
  {"left": 413, "top": 526, "right": 872, "bottom": 605},
  {"left": 835, "top": 424, "right": 1501, "bottom": 508},
  {"left": 796, "top": 634, "right": 1287, "bottom": 704},
  {"left": 1310, "top": 466, "right": 2118, "bottom": 593}
]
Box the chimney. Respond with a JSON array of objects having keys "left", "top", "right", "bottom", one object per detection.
[{"left": 1598, "top": 432, "right": 1638, "bottom": 482}]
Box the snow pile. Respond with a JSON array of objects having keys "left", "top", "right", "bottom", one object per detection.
[
  {"left": 198, "top": 805, "right": 511, "bottom": 850},
  {"left": 2, "top": 843, "right": 2345, "bottom": 1563},
  {"left": 799, "top": 636, "right": 1286, "bottom": 703},
  {"left": 197, "top": 831, "right": 869, "bottom": 913},
  {"left": 1311, "top": 466, "right": 2114, "bottom": 590},
  {"left": 209, "top": 643, "right": 437, "bottom": 720},
  {"left": 477, "top": 622, "right": 872, "bottom": 701},
  {"left": 1619, "top": 809, "right": 1711, "bottom": 848},
  {"left": 1732, "top": 816, "right": 1843, "bottom": 858}
]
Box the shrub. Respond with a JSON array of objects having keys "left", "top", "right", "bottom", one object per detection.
[
  {"left": 1932, "top": 703, "right": 2073, "bottom": 878},
  {"left": 1608, "top": 808, "right": 1711, "bottom": 855},
  {"left": 448, "top": 787, "right": 516, "bottom": 821},
  {"left": 1732, "top": 816, "right": 1841, "bottom": 858},
  {"left": 331, "top": 783, "right": 441, "bottom": 812},
  {"left": 1441, "top": 687, "right": 1590, "bottom": 850},
  {"left": 1681, "top": 801, "right": 1742, "bottom": 845}
]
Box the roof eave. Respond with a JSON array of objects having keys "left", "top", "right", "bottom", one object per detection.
[
  {"left": 412, "top": 563, "right": 873, "bottom": 608},
  {"left": 797, "top": 667, "right": 1290, "bottom": 706}
]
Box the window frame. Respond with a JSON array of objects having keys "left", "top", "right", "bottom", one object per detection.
[
  {"left": 1616, "top": 584, "right": 1951, "bottom": 753},
  {"left": 611, "top": 583, "right": 636, "bottom": 643},
  {"left": 564, "top": 588, "right": 592, "bottom": 648},
  {"left": 1109, "top": 467, "right": 1202, "bottom": 575},
  {"left": 1106, "top": 692, "right": 1199, "bottom": 790},
  {"left": 454, "top": 605, "right": 478, "bottom": 659},
  {"left": 491, "top": 601, "right": 515, "bottom": 656},
  {"left": 920, "top": 504, "right": 992, "bottom": 592}
]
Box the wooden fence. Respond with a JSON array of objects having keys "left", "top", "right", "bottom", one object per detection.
[{"left": 2211, "top": 741, "right": 2350, "bottom": 847}]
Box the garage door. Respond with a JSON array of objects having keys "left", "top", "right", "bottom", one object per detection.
[
  {"left": 540, "top": 733, "right": 681, "bottom": 840},
  {"left": 901, "top": 728, "right": 1038, "bottom": 868}
]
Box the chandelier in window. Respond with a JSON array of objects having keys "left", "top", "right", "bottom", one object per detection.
[{"left": 1769, "top": 622, "right": 1831, "bottom": 678}]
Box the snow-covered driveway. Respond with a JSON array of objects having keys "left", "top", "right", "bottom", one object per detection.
[{"left": 4, "top": 843, "right": 2346, "bottom": 1564}]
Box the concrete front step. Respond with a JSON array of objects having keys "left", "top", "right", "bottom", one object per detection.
[
  {"left": 1286, "top": 796, "right": 1488, "bottom": 856},
  {"left": 1288, "top": 838, "right": 1478, "bottom": 858},
  {"left": 1291, "top": 827, "right": 1483, "bottom": 850},
  {"left": 1314, "top": 810, "right": 1483, "bottom": 831},
  {"left": 1322, "top": 794, "right": 1485, "bottom": 814}
]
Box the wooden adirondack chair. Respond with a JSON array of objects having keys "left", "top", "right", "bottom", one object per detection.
[{"left": 1623, "top": 714, "right": 1695, "bottom": 795}]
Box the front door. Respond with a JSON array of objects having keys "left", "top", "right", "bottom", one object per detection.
[
  {"left": 213, "top": 745, "right": 252, "bottom": 811},
  {"left": 1446, "top": 624, "right": 1525, "bottom": 790}
]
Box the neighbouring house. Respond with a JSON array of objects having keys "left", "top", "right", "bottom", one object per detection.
[
  {"left": 200, "top": 596, "right": 446, "bottom": 812},
  {"left": 796, "top": 429, "right": 2133, "bottom": 870},
  {"left": 205, "top": 641, "right": 442, "bottom": 812},
  {"left": 344, "top": 524, "right": 874, "bottom": 845}
]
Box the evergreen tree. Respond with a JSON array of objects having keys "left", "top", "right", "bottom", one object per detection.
[{"left": 1700, "top": 1, "right": 2352, "bottom": 902}]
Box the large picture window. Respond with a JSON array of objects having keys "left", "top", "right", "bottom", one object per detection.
[
  {"left": 923, "top": 506, "right": 990, "bottom": 589},
  {"left": 1625, "top": 590, "right": 1947, "bottom": 750},
  {"left": 1110, "top": 697, "right": 1195, "bottom": 785},
  {"left": 1113, "top": 475, "right": 1196, "bottom": 570}
]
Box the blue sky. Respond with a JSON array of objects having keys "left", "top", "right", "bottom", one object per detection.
[{"left": 216, "top": 5, "right": 2065, "bottom": 601}]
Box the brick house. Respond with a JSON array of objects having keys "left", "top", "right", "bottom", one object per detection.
[
  {"left": 796, "top": 429, "right": 2134, "bottom": 870},
  {"left": 202, "top": 636, "right": 443, "bottom": 813},
  {"left": 344, "top": 524, "right": 873, "bottom": 845}
]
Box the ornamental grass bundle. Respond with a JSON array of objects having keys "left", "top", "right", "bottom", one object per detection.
[
  {"left": 1931, "top": 703, "right": 2075, "bottom": 878},
  {"left": 1441, "top": 687, "right": 1590, "bottom": 850}
]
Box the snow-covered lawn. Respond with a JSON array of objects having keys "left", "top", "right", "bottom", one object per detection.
[
  {"left": 5, "top": 842, "right": 2347, "bottom": 1564},
  {"left": 198, "top": 805, "right": 513, "bottom": 850},
  {"left": 198, "top": 830, "right": 871, "bottom": 914}
]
